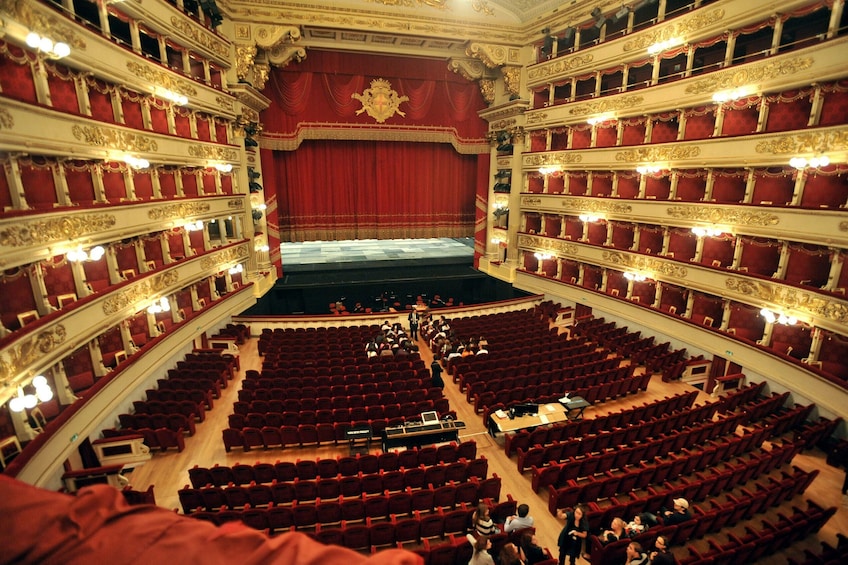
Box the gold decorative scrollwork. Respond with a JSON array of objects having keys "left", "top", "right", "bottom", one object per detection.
[
  {"left": 526, "top": 112, "right": 548, "bottom": 125},
  {"left": 560, "top": 198, "right": 632, "bottom": 215},
  {"left": 235, "top": 44, "right": 258, "bottom": 81},
  {"left": 215, "top": 96, "right": 235, "bottom": 112},
  {"left": 666, "top": 205, "right": 779, "bottom": 226},
  {"left": 524, "top": 153, "right": 583, "bottom": 166},
  {"left": 126, "top": 61, "right": 198, "bottom": 97},
  {"left": 518, "top": 234, "right": 578, "bottom": 256},
  {"left": 755, "top": 129, "right": 848, "bottom": 155},
  {"left": 603, "top": 250, "right": 689, "bottom": 279},
  {"left": 168, "top": 16, "right": 230, "bottom": 58},
  {"left": 72, "top": 125, "right": 158, "bottom": 152},
  {"left": 148, "top": 202, "right": 211, "bottom": 221},
  {"left": 0, "top": 0, "right": 86, "bottom": 50},
  {"left": 0, "top": 325, "right": 67, "bottom": 391},
  {"left": 527, "top": 54, "right": 595, "bottom": 80},
  {"left": 569, "top": 95, "right": 645, "bottom": 117},
  {"left": 0, "top": 107, "right": 13, "bottom": 129},
  {"left": 352, "top": 79, "right": 409, "bottom": 123},
  {"left": 616, "top": 146, "right": 701, "bottom": 162},
  {"left": 522, "top": 197, "right": 543, "bottom": 207},
  {"left": 466, "top": 43, "right": 509, "bottom": 69},
  {"left": 0, "top": 213, "right": 116, "bottom": 247},
  {"left": 502, "top": 66, "right": 521, "bottom": 98},
  {"left": 479, "top": 79, "right": 495, "bottom": 104},
  {"left": 685, "top": 57, "right": 813, "bottom": 96},
  {"left": 725, "top": 277, "right": 848, "bottom": 325},
  {"left": 228, "top": 199, "right": 246, "bottom": 209},
  {"left": 188, "top": 145, "right": 239, "bottom": 161},
  {"left": 199, "top": 245, "right": 250, "bottom": 270},
  {"left": 624, "top": 9, "right": 725, "bottom": 52},
  {"left": 103, "top": 271, "right": 180, "bottom": 315},
  {"left": 448, "top": 58, "right": 487, "bottom": 81}
]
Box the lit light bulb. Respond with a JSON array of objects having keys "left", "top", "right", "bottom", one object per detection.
[
  {"left": 26, "top": 33, "right": 41, "bottom": 48},
  {"left": 32, "top": 375, "right": 47, "bottom": 388},
  {"left": 89, "top": 246, "right": 105, "bottom": 261},
  {"left": 53, "top": 42, "right": 70, "bottom": 58}
]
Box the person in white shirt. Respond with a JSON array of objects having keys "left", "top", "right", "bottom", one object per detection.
[{"left": 504, "top": 504, "right": 535, "bottom": 533}]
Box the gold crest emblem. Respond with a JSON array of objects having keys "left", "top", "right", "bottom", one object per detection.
[{"left": 352, "top": 79, "right": 409, "bottom": 123}]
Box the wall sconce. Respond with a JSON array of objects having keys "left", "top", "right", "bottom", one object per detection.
[
  {"left": 146, "top": 297, "right": 171, "bottom": 315},
  {"left": 256, "top": 244, "right": 270, "bottom": 253},
  {"left": 8, "top": 376, "right": 53, "bottom": 412},
  {"left": 712, "top": 86, "right": 755, "bottom": 103},
  {"left": 760, "top": 307, "right": 798, "bottom": 326},
  {"left": 184, "top": 220, "right": 204, "bottom": 232},
  {"left": 154, "top": 86, "right": 188, "bottom": 106},
  {"left": 229, "top": 264, "right": 244, "bottom": 275},
  {"left": 578, "top": 213, "right": 602, "bottom": 223},
  {"left": 789, "top": 155, "right": 830, "bottom": 170},
  {"left": 67, "top": 245, "right": 105, "bottom": 262},
  {"left": 691, "top": 226, "right": 724, "bottom": 237},
  {"left": 587, "top": 113, "right": 615, "bottom": 125},
  {"left": 647, "top": 37, "right": 683, "bottom": 55},
  {"left": 534, "top": 252, "right": 553, "bottom": 260},
  {"left": 26, "top": 32, "right": 71, "bottom": 59},
  {"left": 123, "top": 155, "right": 150, "bottom": 169},
  {"left": 623, "top": 271, "right": 648, "bottom": 282},
  {"left": 636, "top": 164, "right": 662, "bottom": 175},
  {"left": 213, "top": 163, "right": 233, "bottom": 172},
  {"left": 538, "top": 166, "right": 561, "bottom": 175}
]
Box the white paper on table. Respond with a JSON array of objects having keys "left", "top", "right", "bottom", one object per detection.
[{"left": 539, "top": 414, "right": 549, "bottom": 424}]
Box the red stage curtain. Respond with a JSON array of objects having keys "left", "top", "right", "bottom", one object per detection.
[
  {"left": 529, "top": 131, "right": 547, "bottom": 152},
  {"left": 547, "top": 173, "right": 565, "bottom": 194},
  {"left": 527, "top": 172, "right": 544, "bottom": 194},
  {"left": 120, "top": 90, "right": 145, "bottom": 130},
  {"left": 0, "top": 163, "right": 11, "bottom": 209},
  {"left": 595, "top": 123, "right": 617, "bottom": 148},
  {"left": 268, "top": 140, "right": 478, "bottom": 241},
  {"left": 682, "top": 106, "right": 716, "bottom": 140},
  {"left": 158, "top": 169, "right": 177, "bottom": 198},
  {"left": 101, "top": 162, "right": 127, "bottom": 202},
  {"left": 220, "top": 173, "right": 233, "bottom": 194},
  {"left": 181, "top": 171, "right": 199, "bottom": 197},
  {"left": 86, "top": 78, "right": 116, "bottom": 122},
  {"left": 148, "top": 98, "right": 170, "bottom": 134},
  {"left": 195, "top": 113, "right": 212, "bottom": 141}
]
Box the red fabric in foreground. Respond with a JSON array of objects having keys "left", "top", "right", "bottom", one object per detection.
[{"left": 0, "top": 475, "right": 422, "bottom": 565}]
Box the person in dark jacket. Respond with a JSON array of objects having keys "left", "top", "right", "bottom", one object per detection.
[{"left": 557, "top": 505, "right": 589, "bottom": 565}]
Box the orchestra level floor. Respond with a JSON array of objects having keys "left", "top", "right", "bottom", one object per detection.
[{"left": 127, "top": 331, "right": 848, "bottom": 564}]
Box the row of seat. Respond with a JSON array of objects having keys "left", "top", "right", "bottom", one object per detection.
[
  {"left": 523, "top": 409, "right": 742, "bottom": 481},
  {"left": 227, "top": 399, "right": 451, "bottom": 430},
  {"left": 403, "top": 533, "right": 557, "bottom": 565},
  {"left": 143, "top": 387, "right": 215, "bottom": 409},
  {"left": 117, "top": 412, "right": 197, "bottom": 436},
  {"left": 786, "top": 532, "right": 848, "bottom": 565},
  {"left": 237, "top": 386, "right": 440, "bottom": 406},
  {"left": 545, "top": 427, "right": 774, "bottom": 515},
  {"left": 679, "top": 501, "right": 837, "bottom": 565},
  {"left": 467, "top": 363, "right": 630, "bottom": 405},
  {"left": 243, "top": 371, "right": 430, "bottom": 389},
  {"left": 446, "top": 337, "right": 592, "bottom": 378},
  {"left": 101, "top": 426, "right": 186, "bottom": 452},
  {"left": 189, "top": 441, "right": 479, "bottom": 487},
  {"left": 130, "top": 399, "right": 205, "bottom": 422},
  {"left": 456, "top": 349, "right": 613, "bottom": 391},
  {"left": 180, "top": 474, "right": 501, "bottom": 517},
  {"left": 504, "top": 390, "right": 698, "bottom": 457},
  {"left": 154, "top": 376, "right": 221, "bottom": 400},
  {"left": 260, "top": 355, "right": 426, "bottom": 371},
  {"left": 481, "top": 372, "right": 652, "bottom": 421}
]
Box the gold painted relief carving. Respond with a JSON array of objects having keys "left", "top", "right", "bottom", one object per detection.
[
  {"left": 479, "top": 79, "right": 495, "bottom": 104},
  {"left": 188, "top": 145, "right": 239, "bottom": 161},
  {"left": 148, "top": 202, "right": 211, "bottom": 221},
  {"left": 560, "top": 198, "right": 632, "bottom": 215},
  {"left": 103, "top": 271, "right": 180, "bottom": 315},
  {"left": 521, "top": 197, "right": 542, "bottom": 207},
  {"left": 603, "top": 250, "right": 689, "bottom": 278},
  {"left": 72, "top": 125, "right": 158, "bottom": 152},
  {"left": 234, "top": 24, "right": 251, "bottom": 40},
  {"left": 666, "top": 205, "right": 779, "bottom": 226},
  {"left": 352, "top": 79, "right": 409, "bottom": 123},
  {"left": 0, "top": 106, "right": 13, "bottom": 129},
  {"left": 725, "top": 278, "right": 848, "bottom": 325},
  {"left": 569, "top": 95, "right": 645, "bottom": 117},
  {"left": 616, "top": 146, "right": 700, "bottom": 162},
  {"left": 466, "top": 43, "right": 509, "bottom": 68},
  {"left": 169, "top": 16, "right": 230, "bottom": 58},
  {"left": 215, "top": 96, "right": 235, "bottom": 112},
  {"left": 624, "top": 8, "right": 724, "bottom": 52},
  {"left": 756, "top": 129, "right": 848, "bottom": 155},
  {"left": 527, "top": 54, "right": 595, "bottom": 80},
  {"left": 199, "top": 245, "right": 250, "bottom": 270},
  {"left": 0, "top": 325, "right": 67, "bottom": 390},
  {"left": 526, "top": 112, "right": 548, "bottom": 125},
  {"left": 685, "top": 57, "right": 813, "bottom": 96},
  {"left": 448, "top": 58, "right": 487, "bottom": 81},
  {"left": 126, "top": 62, "right": 198, "bottom": 97},
  {"left": 235, "top": 44, "right": 258, "bottom": 80},
  {"left": 525, "top": 153, "right": 583, "bottom": 166},
  {"left": 518, "top": 234, "right": 578, "bottom": 256},
  {"left": 502, "top": 66, "right": 521, "bottom": 98},
  {"left": 0, "top": 0, "right": 86, "bottom": 49},
  {"left": 0, "top": 213, "right": 116, "bottom": 247},
  {"left": 228, "top": 199, "right": 246, "bottom": 209}
]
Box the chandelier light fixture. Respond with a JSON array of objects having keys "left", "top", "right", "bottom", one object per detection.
[
  {"left": 760, "top": 307, "right": 798, "bottom": 326},
  {"left": 146, "top": 297, "right": 171, "bottom": 315},
  {"left": 534, "top": 252, "right": 553, "bottom": 260},
  {"left": 578, "top": 213, "right": 601, "bottom": 223},
  {"left": 538, "top": 165, "right": 561, "bottom": 175},
  {"left": 691, "top": 226, "right": 724, "bottom": 237},
  {"left": 26, "top": 32, "right": 71, "bottom": 59},
  {"left": 789, "top": 155, "right": 830, "bottom": 170},
  {"left": 647, "top": 37, "right": 683, "bottom": 56},
  {"left": 184, "top": 220, "right": 204, "bottom": 232},
  {"left": 587, "top": 113, "right": 615, "bottom": 125},
  {"left": 213, "top": 163, "right": 233, "bottom": 172},
  {"left": 67, "top": 245, "right": 105, "bottom": 262},
  {"left": 636, "top": 164, "right": 662, "bottom": 175},
  {"left": 123, "top": 155, "right": 150, "bottom": 169},
  {"left": 8, "top": 376, "right": 53, "bottom": 413},
  {"left": 623, "top": 271, "right": 648, "bottom": 282},
  {"left": 229, "top": 264, "right": 244, "bottom": 275}
]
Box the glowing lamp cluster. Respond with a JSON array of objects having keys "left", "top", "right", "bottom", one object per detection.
[
  {"left": 587, "top": 113, "right": 615, "bottom": 125},
  {"left": 147, "top": 297, "right": 171, "bottom": 315},
  {"left": 67, "top": 245, "right": 105, "bottom": 262},
  {"left": 789, "top": 155, "right": 830, "bottom": 170},
  {"left": 229, "top": 264, "right": 244, "bottom": 275},
  {"left": 623, "top": 271, "right": 648, "bottom": 282},
  {"left": 154, "top": 87, "right": 189, "bottom": 106},
  {"left": 124, "top": 155, "right": 150, "bottom": 169},
  {"left": 760, "top": 308, "right": 797, "bottom": 326},
  {"left": 214, "top": 163, "right": 233, "bottom": 172},
  {"left": 712, "top": 86, "right": 755, "bottom": 103},
  {"left": 534, "top": 252, "right": 553, "bottom": 261},
  {"left": 691, "top": 226, "right": 723, "bottom": 237},
  {"left": 9, "top": 376, "right": 54, "bottom": 413},
  {"left": 184, "top": 220, "right": 204, "bottom": 232},
  {"left": 647, "top": 37, "right": 683, "bottom": 55},
  {"left": 26, "top": 32, "right": 71, "bottom": 59},
  {"left": 578, "top": 213, "right": 602, "bottom": 223},
  {"left": 636, "top": 164, "right": 662, "bottom": 175},
  {"left": 538, "top": 166, "right": 561, "bottom": 175}
]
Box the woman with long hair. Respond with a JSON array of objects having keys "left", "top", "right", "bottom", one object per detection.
[{"left": 468, "top": 534, "right": 495, "bottom": 565}]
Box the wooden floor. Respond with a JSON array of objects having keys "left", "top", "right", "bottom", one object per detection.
[{"left": 128, "top": 329, "right": 848, "bottom": 564}]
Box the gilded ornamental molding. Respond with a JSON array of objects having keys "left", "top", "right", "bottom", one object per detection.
[
  {"left": 559, "top": 197, "right": 632, "bottom": 215},
  {"left": 502, "top": 66, "right": 521, "bottom": 98},
  {"left": 524, "top": 152, "right": 583, "bottom": 166},
  {"left": 448, "top": 58, "right": 488, "bottom": 81},
  {"left": 352, "top": 79, "right": 409, "bottom": 123},
  {"left": 615, "top": 145, "right": 700, "bottom": 162},
  {"left": 0, "top": 107, "right": 13, "bottom": 129},
  {"left": 199, "top": 244, "right": 250, "bottom": 270},
  {"left": 518, "top": 234, "right": 578, "bottom": 256},
  {"left": 215, "top": 96, "right": 235, "bottom": 113},
  {"left": 72, "top": 125, "right": 158, "bottom": 152},
  {"left": 187, "top": 144, "right": 239, "bottom": 161},
  {"left": 228, "top": 199, "right": 246, "bottom": 209},
  {"left": 480, "top": 79, "right": 495, "bottom": 104},
  {"left": 526, "top": 112, "right": 548, "bottom": 125},
  {"left": 666, "top": 205, "right": 779, "bottom": 226},
  {"left": 147, "top": 202, "right": 212, "bottom": 221},
  {"left": 725, "top": 278, "right": 848, "bottom": 325},
  {"left": 0, "top": 213, "right": 117, "bottom": 248},
  {"left": 466, "top": 43, "right": 518, "bottom": 68},
  {"left": 684, "top": 57, "right": 813, "bottom": 96},
  {"left": 527, "top": 53, "right": 594, "bottom": 80},
  {"left": 0, "top": 325, "right": 67, "bottom": 390},
  {"left": 521, "top": 196, "right": 542, "bottom": 207},
  {"left": 103, "top": 271, "right": 180, "bottom": 315},
  {"left": 623, "top": 8, "right": 725, "bottom": 52},
  {"left": 569, "top": 95, "right": 645, "bottom": 118},
  {"left": 126, "top": 61, "right": 198, "bottom": 97},
  {"left": 603, "top": 250, "right": 689, "bottom": 279},
  {"left": 755, "top": 128, "right": 848, "bottom": 156},
  {"left": 169, "top": 16, "right": 230, "bottom": 59},
  {"left": 0, "top": 0, "right": 86, "bottom": 49}
]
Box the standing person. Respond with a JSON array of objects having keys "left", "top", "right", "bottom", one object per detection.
[
  {"left": 557, "top": 505, "right": 589, "bottom": 565},
  {"left": 430, "top": 359, "right": 444, "bottom": 388},
  {"left": 468, "top": 534, "right": 495, "bottom": 565},
  {"left": 408, "top": 309, "right": 420, "bottom": 340}
]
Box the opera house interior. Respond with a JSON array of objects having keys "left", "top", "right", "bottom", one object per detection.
[{"left": 1, "top": 0, "right": 847, "bottom": 563}]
